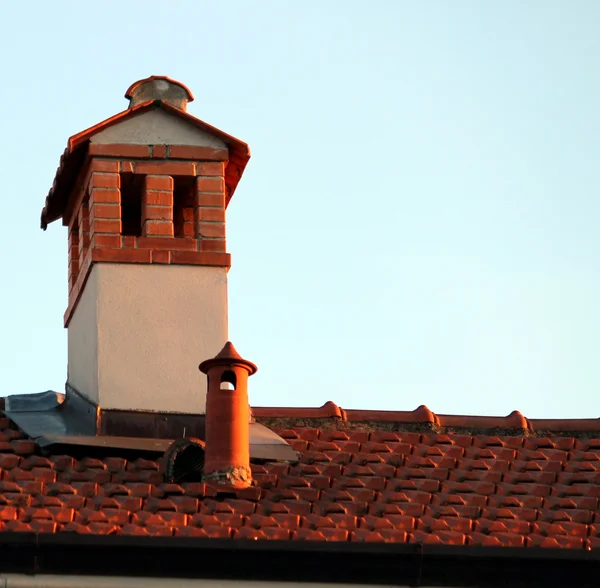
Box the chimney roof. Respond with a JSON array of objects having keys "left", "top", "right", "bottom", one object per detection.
[
  {"left": 40, "top": 78, "right": 250, "bottom": 230},
  {"left": 199, "top": 341, "right": 258, "bottom": 375},
  {"left": 125, "top": 76, "right": 195, "bottom": 111}
]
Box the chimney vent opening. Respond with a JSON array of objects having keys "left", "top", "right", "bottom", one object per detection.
[
  {"left": 120, "top": 173, "right": 143, "bottom": 237},
  {"left": 173, "top": 176, "right": 195, "bottom": 238},
  {"left": 220, "top": 370, "right": 237, "bottom": 391}
]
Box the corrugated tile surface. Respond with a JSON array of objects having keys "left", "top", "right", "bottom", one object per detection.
[{"left": 1, "top": 415, "right": 600, "bottom": 547}]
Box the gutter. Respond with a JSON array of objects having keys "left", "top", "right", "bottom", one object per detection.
[
  {"left": 0, "top": 533, "right": 598, "bottom": 588},
  {"left": 0, "top": 576, "right": 378, "bottom": 588},
  {"left": 1, "top": 576, "right": 204, "bottom": 588}
]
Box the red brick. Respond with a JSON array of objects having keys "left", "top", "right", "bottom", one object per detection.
[
  {"left": 91, "top": 248, "right": 151, "bottom": 264},
  {"left": 152, "top": 145, "right": 167, "bottom": 158},
  {"left": 169, "top": 145, "right": 228, "bottom": 161},
  {"left": 152, "top": 251, "right": 171, "bottom": 264},
  {"left": 79, "top": 232, "right": 90, "bottom": 252},
  {"left": 171, "top": 251, "right": 230, "bottom": 266},
  {"left": 89, "top": 172, "right": 120, "bottom": 189},
  {"left": 90, "top": 204, "right": 121, "bottom": 219},
  {"left": 179, "top": 223, "right": 195, "bottom": 239},
  {"left": 179, "top": 207, "right": 195, "bottom": 222},
  {"left": 195, "top": 192, "right": 225, "bottom": 207},
  {"left": 136, "top": 161, "right": 195, "bottom": 176},
  {"left": 197, "top": 222, "right": 225, "bottom": 238},
  {"left": 143, "top": 206, "right": 173, "bottom": 222},
  {"left": 122, "top": 236, "right": 136, "bottom": 248},
  {"left": 90, "top": 188, "right": 120, "bottom": 204},
  {"left": 143, "top": 220, "right": 174, "bottom": 237},
  {"left": 91, "top": 234, "right": 121, "bottom": 248},
  {"left": 145, "top": 175, "right": 174, "bottom": 192},
  {"left": 137, "top": 237, "right": 197, "bottom": 251},
  {"left": 196, "top": 162, "right": 224, "bottom": 176},
  {"left": 200, "top": 239, "right": 227, "bottom": 253},
  {"left": 197, "top": 208, "right": 225, "bottom": 222},
  {"left": 196, "top": 177, "right": 224, "bottom": 192},
  {"left": 91, "top": 219, "right": 121, "bottom": 234},
  {"left": 120, "top": 161, "right": 135, "bottom": 174},
  {"left": 90, "top": 159, "right": 119, "bottom": 173},
  {"left": 145, "top": 191, "right": 174, "bottom": 206},
  {"left": 89, "top": 143, "right": 151, "bottom": 159}
]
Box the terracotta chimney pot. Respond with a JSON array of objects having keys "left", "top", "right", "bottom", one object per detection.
[{"left": 199, "top": 342, "right": 257, "bottom": 488}]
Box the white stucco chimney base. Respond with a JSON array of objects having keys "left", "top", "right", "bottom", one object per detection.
[{"left": 67, "top": 263, "right": 228, "bottom": 414}]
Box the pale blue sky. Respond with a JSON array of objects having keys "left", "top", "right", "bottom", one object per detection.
[{"left": 1, "top": 1, "right": 599, "bottom": 418}]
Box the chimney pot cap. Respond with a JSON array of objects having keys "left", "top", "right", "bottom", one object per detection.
[
  {"left": 199, "top": 341, "right": 258, "bottom": 375},
  {"left": 125, "top": 76, "right": 194, "bottom": 111}
]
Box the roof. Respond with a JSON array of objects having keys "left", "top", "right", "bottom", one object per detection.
[
  {"left": 40, "top": 100, "right": 251, "bottom": 229},
  {"left": 0, "top": 402, "right": 600, "bottom": 550}
]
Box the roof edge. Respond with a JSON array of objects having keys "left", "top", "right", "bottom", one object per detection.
[{"left": 0, "top": 533, "right": 597, "bottom": 587}]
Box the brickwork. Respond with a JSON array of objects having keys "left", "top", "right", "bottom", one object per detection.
[{"left": 63, "top": 145, "right": 232, "bottom": 326}]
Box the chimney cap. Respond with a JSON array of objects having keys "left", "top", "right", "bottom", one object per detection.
[
  {"left": 125, "top": 76, "right": 194, "bottom": 111},
  {"left": 199, "top": 342, "right": 258, "bottom": 375}
]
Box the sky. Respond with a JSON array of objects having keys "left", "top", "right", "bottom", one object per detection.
[{"left": 1, "top": 1, "right": 599, "bottom": 419}]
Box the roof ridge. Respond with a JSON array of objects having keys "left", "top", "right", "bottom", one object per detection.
[{"left": 252, "top": 402, "right": 600, "bottom": 435}]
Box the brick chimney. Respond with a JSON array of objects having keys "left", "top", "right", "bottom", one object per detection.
[
  {"left": 41, "top": 76, "right": 251, "bottom": 416},
  {"left": 199, "top": 341, "right": 257, "bottom": 488}
]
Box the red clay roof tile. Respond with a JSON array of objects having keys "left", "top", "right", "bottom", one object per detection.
[{"left": 1, "top": 406, "right": 600, "bottom": 548}]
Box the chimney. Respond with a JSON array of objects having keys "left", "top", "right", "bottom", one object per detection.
[
  {"left": 40, "top": 76, "right": 251, "bottom": 418},
  {"left": 199, "top": 342, "right": 257, "bottom": 488}
]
